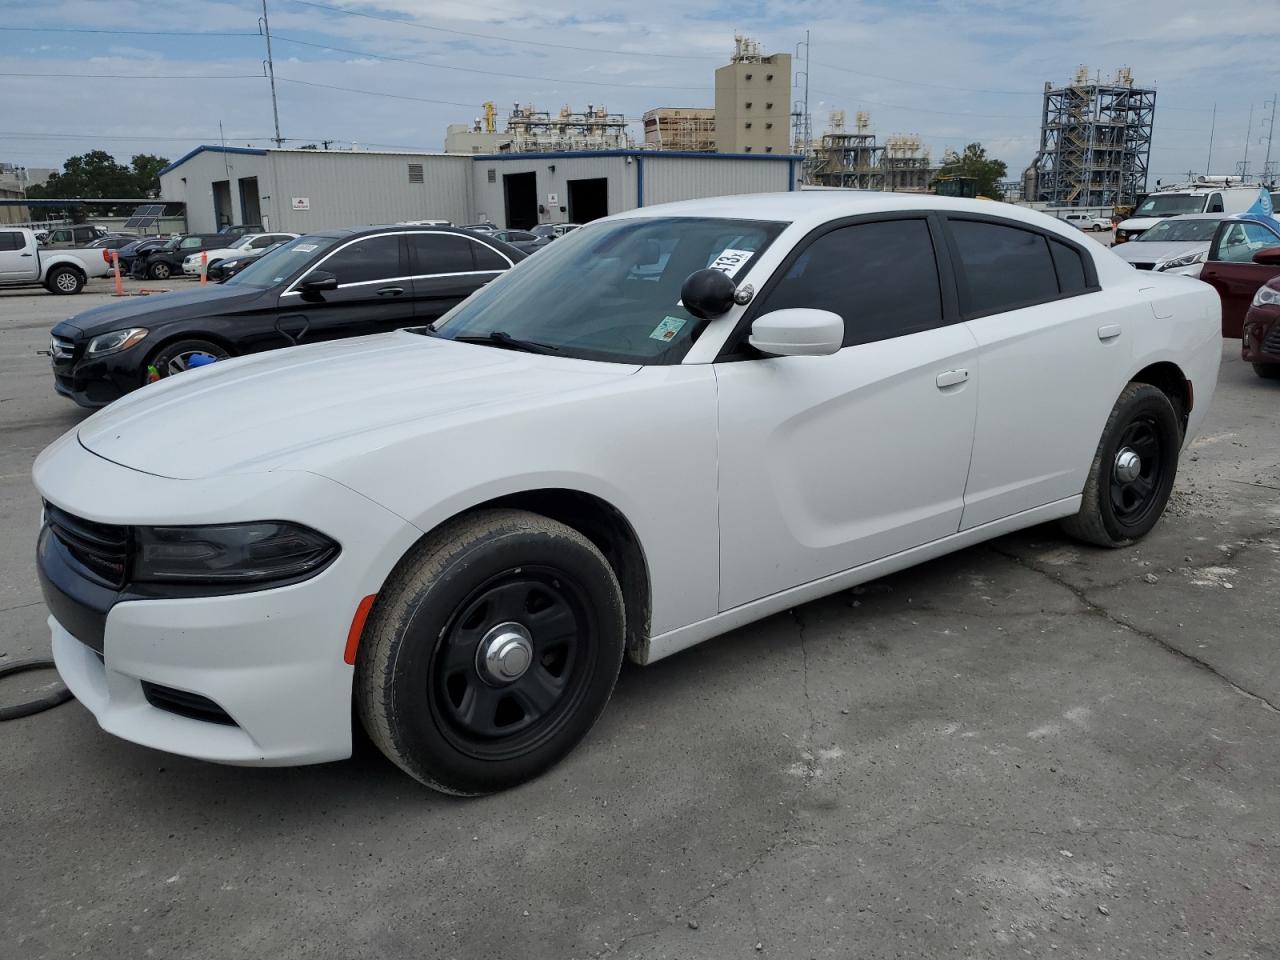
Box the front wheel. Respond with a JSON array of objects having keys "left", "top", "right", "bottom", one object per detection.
[
  {"left": 1253, "top": 363, "right": 1280, "bottom": 380},
  {"left": 1061, "top": 383, "right": 1181, "bottom": 547},
  {"left": 45, "top": 266, "right": 84, "bottom": 295},
  {"left": 148, "top": 261, "right": 172, "bottom": 280},
  {"left": 145, "top": 339, "right": 231, "bottom": 382},
  {"left": 357, "top": 509, "right": 626, "bottom": 795}
]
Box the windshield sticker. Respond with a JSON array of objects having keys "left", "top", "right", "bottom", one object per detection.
[
  {"left": 707, "top": 247, "right": 756, "bottom": 277},
  {"left": 294, "top": 243, "right": 318, "bottom": 253},
  {"left": 649, "top": 316, "right": 687, "bottom": 342}
]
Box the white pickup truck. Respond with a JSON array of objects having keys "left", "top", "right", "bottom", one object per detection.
[{"left": 0, "top": 226, "right": 111, "bottom": 294}]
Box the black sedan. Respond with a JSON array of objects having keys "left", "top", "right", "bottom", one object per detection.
[
  {"left": 114, "top": 237, "right": 170, "bottom": 275},
  {"left": 49, "top": 226, "right": 525, "bottom": 408},
  {"left": 489, "top": 229, "right": 553, "bottom": 255},
  {"left": 207, "top": 242, "right": 286, "bottom": 282}
]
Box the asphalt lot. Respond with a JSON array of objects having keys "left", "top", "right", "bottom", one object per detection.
[{"left": 2, "top": 274, "right": 1278, "bottom": 959}]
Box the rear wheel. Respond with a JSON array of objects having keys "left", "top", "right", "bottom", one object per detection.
[
  {"left": 357, "top": 509, "right": 626, "bottom": 795},
  {"left": 1061, "top": 382, "right": 1181, "bottom": 547},
  {"left": 148, "top": 261, "right": 172, "bottom": 280},
  {"left": 1253, "top": 363, "right": 1280, "bottom": 380},
  {"left": 45, "top": 266, "right": 84, "bottom": 295},
  {"left": 145, "top": 339, "right": 230, "bottom": 382}
]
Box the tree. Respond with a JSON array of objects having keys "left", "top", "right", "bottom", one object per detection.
[
  {"left": 129, "top": 153, "right": 169, "bottom": 196},
  {"left": 936, "top": 142, "right": 1008, "bottom": 200},
  {"left": 27, "top": 150, "right": 170, "bottom": 208}
]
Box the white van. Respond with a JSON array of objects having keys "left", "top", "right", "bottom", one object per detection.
[{"left": 1116, "top": 181, "right": 1259, "bottom": 243}]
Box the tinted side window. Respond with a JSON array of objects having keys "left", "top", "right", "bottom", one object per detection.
[
  {"left": 472, "top": 240, "right": 509, "bottom": 271},
  {"left": 1206, "top": 193, "right": 1224, "bottom": 214},
  {"left": 323, "top": 235, "right": 403, "bottom": 284},
  {"left": 408, "top": 233, "right": 475, "bottom": 274},
  {"left": 1049, "top": 238, "right": 1088, "bottom": 294},
  {"left": 1214, "top": 222, "right": 1280, "bottom": 263},
  {"left": 950, "top": 220, "right": 1059, "bottom": 315},
  {"left": 758, "top": 218, "right": 943, "bottom": 347},
  {"left": 0, "top": 231, "right": 24, "bottom": 251},
  {"left": 49, "top": 230, "right": 70, "bottom": 243}
]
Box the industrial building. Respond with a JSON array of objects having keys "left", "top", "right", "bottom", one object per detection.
[
  {"left": 808, "top": 112, "right": 936, "bottom": 191},
  {"left": 158, "top": 145, "right": 800, "bottom": 234},
  {"left": 714, "top": 37, "right": 792, "bottom": 155},
  {"left": 643, "top": 108, "right": 717, "bottom": 152},
  {"left": 1026, "top": 66, "right": 1155, "bottom": 208},
  {"left": 445, "top": 101, "right": 631, "bottom": 154}
]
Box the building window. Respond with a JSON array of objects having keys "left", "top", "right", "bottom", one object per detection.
[
  {"left": 766, "top": 73, "right": 774, "bottom": 81},
  {"left": 745, "top": 122, "right": 752, "bottom": 129},
  {"left": 744, "top": 146, "right": 752, "bottom": 152},
  {"left": 765, "top": 122, "right": 773, "bottom": 129},
  {"left": 745, "top": 73, "right": 752, "bottom": 80},
  {"left": 407, "top": 163, "right": 424, "bottom": 184},
  {"left": 766, "top": 103, "right": 773, "bottom": 109},
  {"left": 745, "top": 102, "right": 752, "bottom": 109},
  {"left": 765, "top": 146, "right": 773, "bottom": 153},
  {"left": 487, "top": 169, "right": 496, "bottom": 183}
]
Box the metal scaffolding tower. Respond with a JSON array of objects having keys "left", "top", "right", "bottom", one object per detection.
[{"left": 1032, "top": 66, "right": 1155, "bottom": 208}]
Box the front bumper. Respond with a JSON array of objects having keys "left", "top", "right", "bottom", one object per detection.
[
  {"left": 1242, "top": 307, "right": 1280, "bottom": 364},
  {"left": 34, "top": 432, "right": 422, "bottom": 766},
  {"left": 51, "top": 348, "right": 144, "bottom": 408}
]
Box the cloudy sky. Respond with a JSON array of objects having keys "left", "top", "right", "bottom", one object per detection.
[{"left": 0, "top": 0, "right": 1275, "bottom": 186}]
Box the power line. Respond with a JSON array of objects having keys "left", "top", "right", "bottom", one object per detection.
[
  {"left": 0, "top": 71, "right": 263, "bottom": 79},
  {"left": 271, "top": 34, "right": 709, "bottom": 91},
  {"left": 0, "top": 130, "right": 270, "bottom": 142},
  {"left": 273, "top": 75, "right": 477, "bottom": 108},
  {"left": 0, "top": 25, "right": 259, "bottom": 37},
  {"left": 288, "top": 0, "right": 714, "bottom": 62}
]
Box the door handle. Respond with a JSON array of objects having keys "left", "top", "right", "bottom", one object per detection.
[
  {"left": 1097, "top": 323, "right": 1122, "bottom": 341},
  {"left": 20, "top": 252, "right": 32, "bottom": 257},
  {"left": 935, "top": 368, "right": 969, "bottom": 389},
  {"left": 377, "top": 286, "right": 405, "bottom": 296}
]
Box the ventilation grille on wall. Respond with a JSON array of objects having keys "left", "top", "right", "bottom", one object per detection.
[
  {"left": 408, "top": 163, "right": 424, "bottom": 184},
  {"left": 487, "top": 168, "right": 497, "bottom": 183}
]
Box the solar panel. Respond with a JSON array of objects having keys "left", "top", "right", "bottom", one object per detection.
[{"left": 124, "top": 203, "right": 166, "bottom": 230}]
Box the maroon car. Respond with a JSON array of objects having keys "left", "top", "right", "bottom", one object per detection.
[
  {"left": 1243, "top": 276, "right": 1280, "bottom": 379},
  {"left": 1199, "top": 215, "right": 1280, "bottom": 337}
]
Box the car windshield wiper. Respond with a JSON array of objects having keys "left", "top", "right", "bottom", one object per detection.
[{"left": 452, "top": 330, "right": 560, "bottom": 355}]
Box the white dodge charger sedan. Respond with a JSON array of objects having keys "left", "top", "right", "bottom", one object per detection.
[{"left": 34, "top": 193, "right": 1221, "bottom": 795}]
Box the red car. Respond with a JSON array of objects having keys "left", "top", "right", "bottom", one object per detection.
[
  {"left": 1199, "top": 215, "right": 1280, "bottom": 337},
  {"left": 1243, "top": 276, "right": 1280, "bottom": 379}
]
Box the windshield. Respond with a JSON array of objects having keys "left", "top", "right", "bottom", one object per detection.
[
  {"left": 1134, "top": 194, "right": 1207, "bottom": 218},
  {"left": 431, "top": 216, "right": 786, "bottom": 364},
  {"left": 1137, "top": 218, "right": 1221, "bottom": 242},
  {"left": 224, "top": 235, "right": 341, "bottom": 289}
]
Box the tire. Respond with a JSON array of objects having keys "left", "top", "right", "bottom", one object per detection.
[
  {"left": 146, "top": 338, "right": 231, "bottom": 381},
  {"left": 356, "top": 508, "right": 626, "bottom": 795},
  {"left": 1253, "top": 363, "right": 1280, "bottom": 380},
  {"left": 1061, "top": 382, "right": 1181, "bottom": 547},
  {"left": 148, "top": 260, "right": 172, "bottom": 280},
  {"left": 45, "top": 266, "right": 84, "bottom": 295}
]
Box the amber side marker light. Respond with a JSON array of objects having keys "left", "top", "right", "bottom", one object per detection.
[{"left": 344, "top": 594, "right": 377, "bottom": 665}]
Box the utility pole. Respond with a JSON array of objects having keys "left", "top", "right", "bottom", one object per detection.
[
  {"left": 792, "top": 31, "right": 810, "bottom": 167},
  {"left": 1205, "top": 102, "right": 1215, "bottom": 175},
  {"left": 1264, "top": 93, "right": 1277, "bottom": 185},
  {"left": 261, "top": 0, "right": 283, "bottom": 147}
]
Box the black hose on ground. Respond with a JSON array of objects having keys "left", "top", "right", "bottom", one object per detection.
[{"left": 0, "top": 658, "right": 73, "bottom": 721}]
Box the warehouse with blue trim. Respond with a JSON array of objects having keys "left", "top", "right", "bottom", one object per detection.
[{"left": 158, "top": 146, "right": 801, "bottom": 234}]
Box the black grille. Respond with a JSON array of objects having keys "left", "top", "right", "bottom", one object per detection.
[
  {"left": 141, "top": 682, "right": 237, "bottom": 726},
  {"left": 44, "top": 503, "right": 129, "bottom": 588},
  {"left": 1264, "top": 324, "right": 1280, "bottom": 355}
]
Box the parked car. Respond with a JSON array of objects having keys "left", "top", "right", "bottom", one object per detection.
[
  {"left": 34, "top": 194, "right": 1220, "bottom": 795},
  {"left": 40, "top": 224, "right": 108, "bottom": 248},
  {"left": 113, "top": 237, "right": 170, "bottom": 275},
  {"left": 1115, "top": 185, "right": 1259, "bottom": 243},
  {"left": 459, "top": 222, "right": 499, "bottom": 235},
  {"left": 46, "top": 226, "right": 525, "bottom": 407},
  {"left": 132, "top": 234, "right": 225, "bottom": 280},
  {"left": 216, "top": 224, "right": 264, "bottom": 239},
  {"left": 206, "top": 242, "right": 287, "bottom": 282},
  {"left": 1198, "top": 214, "right": 1280, "bottom": 337},
  {"left": 182, "top": 232, "right": 298, "bottom": 277},
  {"left": 0, "top": 226, "right": 112, "bottom": 294},
  {"left": 1242, "top": 277, "right": 1280, "bottom": 379},
  {"left": 531, "top": 223, "right": 581, "bottom": 240},
  {"left": 1111, "top": 214, "right": 1224, "bottom": 272},
  {"left": 488, "top": 229, "right": 552, "bottom": 255},
  {"left": 1062, "top": 213, "right": 1112, "bottom": 232},
  {"left": 86, "top": 235, "right": 137, "bottom": 252}
]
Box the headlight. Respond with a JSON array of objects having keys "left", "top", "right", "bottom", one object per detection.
[
  {"left": 1158, "top": 250, "right": 1206, "bottom": 271},
  {"left": 85, "top": 327, "right": 149, "bottom": 356},
  {"left": 132, "top": 522, "right": 339, "bottom": 585},
  {"left": 1252, "top": 285, "right": 1280, "bottom": 308}
]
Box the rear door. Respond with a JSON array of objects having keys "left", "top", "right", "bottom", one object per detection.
[
  {"left": 1201, "top": 220, "right": 1280, "bottom": 337},
  {"left": 0, "top": 229, "right": 37, "bottom": 281},
  {"left": 406, "top": 232, "right": 513, "bottom": 324},
  {"left": 945, "top": 216, "right": 1128, "bottom": 528},
  {"left": 276, "top": 232, "right": 412, "bottom": 343}
]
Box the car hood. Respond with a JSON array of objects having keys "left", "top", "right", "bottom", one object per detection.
[
  {"left": 1113, "top": 240, "right": 1208, "bottom": 265},
  {"left": 52, "top": 284, "right": 267, "bottom": 338},
  {"left": 76, "top": 331, "right": 640, "bottom": 480}
]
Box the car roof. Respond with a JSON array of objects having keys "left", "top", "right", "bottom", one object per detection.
[
  {"left": 1225, "top": 214, "right": 1280, "bottom": 230},
  {"left": 1158, "top": 213, "right": 1225, "bottom": 221}
]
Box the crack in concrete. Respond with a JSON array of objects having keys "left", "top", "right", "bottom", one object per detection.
[
  {"left": 990, "top": 545, "right": 1280, "bottom": 715},
  {"left": 0, "top": 599, "right": 43, "bottom": 615},
  {"left": 789, "top": 607, "right": 819, "bottom": 785}
]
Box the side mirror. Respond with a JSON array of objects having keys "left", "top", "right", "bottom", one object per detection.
[
  {"left": 1251, "top": 246, "right": 1280, "bottom": 267},
  {"left": 749, "top": 308, "right": 844, "bottom": 357},
  {"left": 299, "top": 270, "right": 339, "bottom": 294},
  {"left": 680, "top": 268, "right": 737, "bottom": 319}
]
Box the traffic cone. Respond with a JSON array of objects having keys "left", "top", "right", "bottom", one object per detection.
[
  {"left": 200, "top": 252, "right": 208, "bottom": 286},
  {"left": 111, "top": 250, "right": 124, "bottom": 296}
]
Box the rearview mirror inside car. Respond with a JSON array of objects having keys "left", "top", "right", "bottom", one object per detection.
[
  {"left": 680, "top": 268, "right": 737, "bottom": 320},
  {"left": 748, "top": 308, "right": 844, "bottom": 357},
  {"left": 1251, "top": 246, "right": 1280, "bottom": 267},
  {"left": 299, "top": 270, "right": 339, "bottom": 294}
]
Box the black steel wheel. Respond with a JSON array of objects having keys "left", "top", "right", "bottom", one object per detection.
[
  {"left": 148, "top": 260, "right": 172, "bottom": 280},
  {"left": 357, "top": 509, "right": 626, "bottom": 795},
  {"left": 1062, "top": 382, "right": 1181, "bottom": 547}
]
